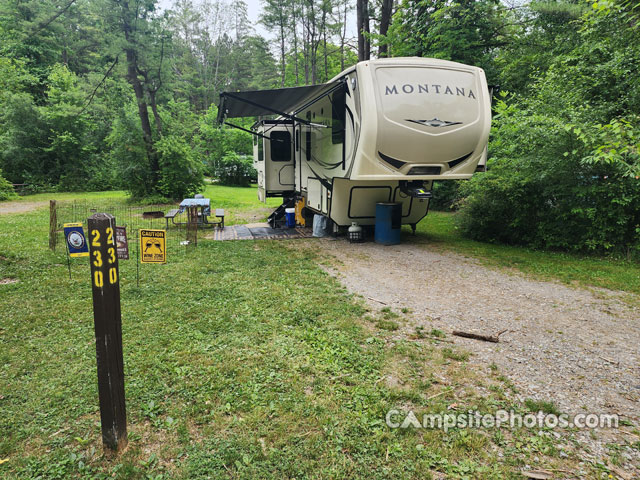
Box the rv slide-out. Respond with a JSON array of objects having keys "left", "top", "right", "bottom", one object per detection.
[{"left": 218, "top": 57, "right": 492, "bottom": 229}]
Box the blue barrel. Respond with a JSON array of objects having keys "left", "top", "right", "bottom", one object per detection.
[{"left": 374, "top": 202, "right": 402, "bottom": 245}]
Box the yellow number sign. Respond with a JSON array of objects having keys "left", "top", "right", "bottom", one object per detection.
[{"left": 140, "top": 229, "right": 166, "bottom": 264}]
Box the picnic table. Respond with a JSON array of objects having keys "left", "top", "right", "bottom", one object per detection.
[{"left": 165, "top": 198, "right": 224, "bottom": 229}]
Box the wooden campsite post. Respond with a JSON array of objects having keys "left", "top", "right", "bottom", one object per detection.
[
  {"left": 49, "top": 200, "right": 57, "bottom": 251},
  {"left": 87, "top": 213, "right": 128, "bottom": 454}
]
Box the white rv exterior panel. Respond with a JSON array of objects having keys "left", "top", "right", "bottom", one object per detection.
[
  {"left": 346, "top": 58, "right": 491, "bottom": 181},
  {"left": 241, "top": 57, "right": 492, "bottom": 227},
  {"left": 329, "top": 178, "right": 431, "bottom": 227}
]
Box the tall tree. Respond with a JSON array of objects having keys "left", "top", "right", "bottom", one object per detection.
[
  {"left": 110, "top": 0, "right": 163, "bottom": 184},
  {"left": 356, "top": 0, "right": 370, "bottom": 61},
  {"left": 261, "top": 0, "right": 290, "bottom": 86},
  {"left": 377, "top": 0, "right": 393, "bottom": 57}
]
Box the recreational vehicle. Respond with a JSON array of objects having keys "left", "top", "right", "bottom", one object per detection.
[{"left": 217, "top": 57, "right": 492, "bottom": 231}]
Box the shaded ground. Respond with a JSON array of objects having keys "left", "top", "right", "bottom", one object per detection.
[
  {"left": 313, "top": 237, "right": 640, "bottom": 474},
  {"left": 207, "top": 222, "right": 312, "bottom": 241}
]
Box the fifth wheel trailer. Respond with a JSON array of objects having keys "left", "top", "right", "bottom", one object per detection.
[{"left": 217, "top": 57, "right": 492, "bottom": 231}]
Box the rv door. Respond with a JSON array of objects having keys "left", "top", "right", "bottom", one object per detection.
[
  {"left": 264, "top": 127, "right": 295, "bottom": 195},
  {"left": 253, "top": 132, "right": 267, "bottom": 202}
]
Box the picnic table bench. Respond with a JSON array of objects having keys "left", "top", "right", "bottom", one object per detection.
[
  {"left": 165, "top": 199, "right": 224, "bottom": 229},
  {"left": 210, "top": 209, "right": 225, "bottom": 229},
  {"left": 165, "top": 208, "right": 181, "bottom": 229}
]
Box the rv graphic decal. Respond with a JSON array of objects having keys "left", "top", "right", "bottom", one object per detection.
[
  {"left": 384, "top": 84, "right": 476, "bottom": 99},
  {"left": 405, "top": 118, "right": 463, "bottom": 128}
]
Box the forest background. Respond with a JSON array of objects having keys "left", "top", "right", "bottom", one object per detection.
[{"left": 0, "top": 0, "right": 638, "bottom": 254}]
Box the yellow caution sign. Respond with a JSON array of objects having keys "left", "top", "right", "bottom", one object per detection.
[{"left": 140, "top": 229, "right": 166, "bottom": 264}]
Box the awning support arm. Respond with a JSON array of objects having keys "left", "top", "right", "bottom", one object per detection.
[{"left": 223, "top": 122, "right": 288, "bottom": 143}]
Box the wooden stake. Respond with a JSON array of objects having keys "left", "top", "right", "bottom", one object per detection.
[
  {"left": 187, "top": 206, "right": 198, "bottom": 247},
  {"left": 49, "top": 200, "right": 57, "bottom": 251},
  {"left": 87, "top": 213, "right": 128, "bottom": 454}
]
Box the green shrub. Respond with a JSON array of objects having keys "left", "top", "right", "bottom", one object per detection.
[
  {"left": 0, "top": 170, "right": 18, "bottom": 201},
  {"left": 196, "top": 106, "right": 253, "bottom": 177},
  {"left": 156, "top": 135, "right": 205, "bottom": 200},
  {"left": 216, "top": 153, "right": 256, "bottom": 187},
  {"left": 107, "top": 106, "right": 154, "bottom": 198},
  {"left": 430, "top": 181, "right": 462, "bottom": 211},
  {"left": 458, "top": 100, "right": 640, "bottom": 254}
]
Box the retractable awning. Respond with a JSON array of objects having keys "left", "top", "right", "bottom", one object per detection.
[{"left": 217, "top": 82, "right": 343, "bottom": 124}]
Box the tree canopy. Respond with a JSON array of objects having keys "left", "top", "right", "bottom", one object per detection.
[{"left": 1, "top": 0, "right": 638, "bottom": 254}]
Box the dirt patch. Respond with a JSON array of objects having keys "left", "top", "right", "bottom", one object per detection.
[
  {"left": 0, "top": 200, "right": 48, "bottom": 215},
  {"left": 309, "top": 238, "right": 640, "bottom": 470},
  {"left": 0, "top": 278, "right": 19, "bottom": 285}
]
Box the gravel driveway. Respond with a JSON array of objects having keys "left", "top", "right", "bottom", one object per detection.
[
  {"left": 0, "top": 200, "right": 47, "bottom": 215},
  {"left": 314, "top": 237, "right": 640, "bottom": 469}
]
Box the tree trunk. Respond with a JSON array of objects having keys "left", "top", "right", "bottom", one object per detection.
[
  {"left": 340, "top": 0, "right": 347, "bottom": 70},
  {"left": 292, "top": 0, "right": 300, "bottom": 85},
  {"left": 357, "top": 0, "right": 364, "bottom": 61},
  {"left": 357, "top": 0, "right": 370, "bottom": 61},
  {"left": 125, "top": 49, "right": 158, "bottom": 176},
  {"left": 120, "top": 1, "right": 158, "bottom": 179},
  {"left": 379, "top": 0, "right": 393, "bottom": 57},
  {"left": 363, "top": 0, "right": 370, "bottom": 60},
  {"left": 280, "top": 13, "right": 286, "bottom": 86},
  {"left": 149, "top": 89, "right": 163, "bottom": 136},
  {"left": 322, "top": 6, "right": 327, "bottom": 81}
]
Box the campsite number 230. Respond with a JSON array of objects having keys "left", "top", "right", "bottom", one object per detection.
[{"left": 91, "top": 227, "right": 118, "bottom": 288}]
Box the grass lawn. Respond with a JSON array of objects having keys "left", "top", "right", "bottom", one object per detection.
[{"left": 0, "top": 188, "right": 631, "bottom": 478}]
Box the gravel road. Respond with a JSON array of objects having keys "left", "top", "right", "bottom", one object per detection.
[
  {"left": 0, "top": 200, "right": 47, "bottom": 215},
  {"left": 314, "top": 237, "right": 640, "bottom": 471}
]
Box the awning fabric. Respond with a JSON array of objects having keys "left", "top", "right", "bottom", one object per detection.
[{"left": 217, "top": 82, "right": 342, "bottom": 123}]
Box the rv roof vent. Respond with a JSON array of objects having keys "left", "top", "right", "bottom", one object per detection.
[{"left": 408, "top": 166, "right": 441, "bottom": 175}]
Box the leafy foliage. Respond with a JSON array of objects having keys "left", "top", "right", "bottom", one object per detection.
[
  {"left": 385, "top": 0, "right": 640, "bottom": 255},
  {"left": 458, "top": 94, "right": 640, "bottom": 254},
  {"left": 217, "top": 153, "right": 256, "bottom": 187},
  {"left": 156, "top": 135, "right": 205, "bottom": 199},
  {"left": 385, "top": 0, "right": 510, "bottom": 82},
  {"left": 196, "top": 106, "right": 253, "bottom": 178},
  {"left": 430, "top": 181, "right": 461, "bottom": 211},
  {"left": 0, "top": 169, "right": 17, "bottom": 201}
]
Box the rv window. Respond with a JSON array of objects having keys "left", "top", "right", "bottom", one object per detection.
[
  {"left": 331, "top": 87, "right": 346, "bottom": 145},
  {"left": 258, "top": 138, "right": 264, "bottom": 162},
  {"left": 295, "top": 129, "right": 300, "bottom": 152},
  {"left": 306, "top": 131, "right": 311, "bottom": 161},
  {"left": 270, "top": 131, "right": 291, "bottom": 162}
]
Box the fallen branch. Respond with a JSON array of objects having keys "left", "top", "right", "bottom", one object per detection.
[
  {"left": 599, "top": 355, "right": 620, "bottom": 366},
  {"left": 521, "top": 470, "right": 553, "bottom": 480},
  {"left": 426, "top": 389, "right": 448, "bottom": 401},
  {"left": 367, "top": 296, "right": 387, "bottom": 305},
  {"left": 452, "top": 329, "right": 508, "bottom": 343}
]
